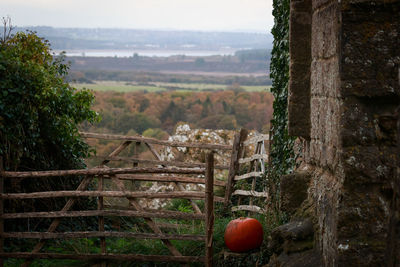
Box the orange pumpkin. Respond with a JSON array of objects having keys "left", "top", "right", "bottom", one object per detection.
[{"left": 224, "top": 217, "right": 263, "bottom": 252}]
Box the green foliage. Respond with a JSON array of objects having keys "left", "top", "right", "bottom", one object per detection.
[
  {"left": 269, "top": 0, "right": 296, "bottom": 211},
  {"left": 117, "top": 113, "right": 161, "bottom": 134},
  {"left": 71, "top": 70, "right": 272, "bottom": 86},
  {"left": 0, "top": 31, "right": 98, "bottom": 171},
  {"left": 142, "top": 128, "right": 168, "bottom": 139},
  {"left": 235, "top": 49, "right": 271, "bottom": 62},
  {"left": 0, "top": 30, "right": 99, "bottom": 237}
]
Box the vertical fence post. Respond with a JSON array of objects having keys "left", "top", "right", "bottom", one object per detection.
[
  {"left": 205, "top": 152, "right": 214, "bottom": 267},
  {"left": 225, "top": 128, "right": 248, "bottom": 210},
  {"left": 98, "top": 175, "right": 106, "bottom": 266},
  {"left": 133, "top": 142, "right": 141, "bottom": 167},
  {"left": 0, "top": 157, "right": 4, "bottom": 266}
]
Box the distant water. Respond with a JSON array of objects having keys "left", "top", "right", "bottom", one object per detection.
[{"left": 53, "top": 49, "right": 238, "bottom": 57}]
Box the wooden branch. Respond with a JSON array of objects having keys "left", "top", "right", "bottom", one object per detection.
[
  {"left": 232, "top": 190, "right": 269, "bottom": 198},
  {"left": 3, "top": 167, "right": 205, "bottom": 178},
  {"left": 116, "top": 174, "right": 226, "bottom": 187},
  {"left": 103, "top": 156, "right": 229, "bottom": 170},
  {"left": 0, "top": 252, "right": 205, "bottom": 263},
  {"left": 2, "top": 210, "right": 205, "bottom": 220},
  {"left": 238, "top": 154, "right": 269, "bottom": 164},
  {"left": 234, "top": 171, "right": 264, "bottom": 181},
  {"left": 144, "top": 142, "right": 162, "bottom": 160},
  {"left": 231, "top": 205, "right": 265, "bottom": 214},
  {"left": 224, "top": 129, "right": 248, "bottom": 208},
  {"left": 243, "top": 134, "right": 269, "bottom": 146},
  {"left": 101, "top": 141, "right": 132, "bottom": 166},
  {"left": 80, "top": 132, "right": 232, "bottom": 151},
  {"left": 3, "top": 231, "right": 206, "bottom": 241},
  {"left": 205, "top": 152, "right": 214, "bottom": 267}
]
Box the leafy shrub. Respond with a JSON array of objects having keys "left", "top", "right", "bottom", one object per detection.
[{"left": 0, "top": 29, "right": 98, "bottom": 233}]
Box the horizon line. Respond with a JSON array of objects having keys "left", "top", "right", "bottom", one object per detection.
[{"left": 13, "top": 25, "right": 271, "bottom": 35}]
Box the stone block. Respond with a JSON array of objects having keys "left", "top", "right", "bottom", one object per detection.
[
  {"left": 269, "top": 219, "right": 315, "bottom": 255},
  {"left": 312, "top": 0, "right": 334, "bottom": 10},
  {"left": 340, "top": 97, "right": 399, "bottom": 147},
  {"left": 220, "top": 249, "right": 260, "bottom": 266},
  {"left": 312, "top": 3, "right": 339, "bottom": 59},
  {"left": 341, "top": 145, "right": 398, "bottom": 184},
  {"left": 280, "top": 171, "right": 312, "bottom": 215},
  {"left": 310, "top": 60, "right": 323, "bottom": 97},
  {"left": 341, "top": 79, "right": 400, "bottom": 98},
  {"left": 311, "top": 57, "right": 340, "bottom": 98},
  {"left": 340, "top": 1, "right": 400, "bottom": 84},
  {"left": 288, "top": 71, "right": 311, "bottom": 138},
  {"left": 267, "top": 248, "right": 322, "bottom": 267},
  {"left": 310, "top": 97, "right": 323, "bottom": 140},
  {"left": 337, "top": 187, "right": 390, "bottom": 238},
  {"left": 289, "top": 0, "right": 312, "bottom": 139},
  {"left": 336, "top": 186, "right": 390, "bottom": 265},
  {"left": 290, "top": 9, "right": 311, "bottom": 64},
  {"left": 291, "top": 0, "right": 311, "bottom": 10}
]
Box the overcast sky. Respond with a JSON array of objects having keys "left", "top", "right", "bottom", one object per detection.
[{"left": 2, "top": 0, "right": 273, "bottom": 32}]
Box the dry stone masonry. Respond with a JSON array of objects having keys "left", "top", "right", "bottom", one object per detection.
[{"left": 269, "top": 0, "right": 400, "bottom": 266}]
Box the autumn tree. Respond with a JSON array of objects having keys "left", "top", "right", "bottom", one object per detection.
[{"left": 0, "top": 27, "right": 98, "bottom": 227}]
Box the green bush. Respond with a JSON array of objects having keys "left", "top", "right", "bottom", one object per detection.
[
  {"left": 0, "top": 28, "right": 99, "bottom": 235},
  {"left": 0, "top": 30, "right": 98, "bottom": 171}
]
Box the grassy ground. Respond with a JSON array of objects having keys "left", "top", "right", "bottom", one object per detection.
[
  {"left": 4, "top": 200, "right": 278, "bottom": 267},
  {"left": 72, "top": 81, "right": 271, "bottom": 93}
]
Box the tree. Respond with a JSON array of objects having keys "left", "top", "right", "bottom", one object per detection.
[
  {"left": 116, "top": 113, "right": 160, "bottom": 134},
  {"left": 0, "top": 30, "right": 98, "bottom": 171},
  {"left": 0, "top": 27, "right": 99, "bottom": 223}
]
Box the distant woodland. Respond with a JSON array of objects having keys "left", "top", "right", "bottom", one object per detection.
[
  {"left": 67, "top": 49, "right": 271, "bottom": 86},
  {"left": 82, "top": 90, "right": 274, "bottom": 136},
  {"left": 68, "top": 53, "right": 268, "bottom": 74}
]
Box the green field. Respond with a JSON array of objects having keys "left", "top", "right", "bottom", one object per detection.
[{"left": 72, "top": 81, "right": 271, "bottom": 92}]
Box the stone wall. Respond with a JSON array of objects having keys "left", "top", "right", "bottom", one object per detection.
[{"left": 283, "top": 0, "right": 400, "bottom": 266}]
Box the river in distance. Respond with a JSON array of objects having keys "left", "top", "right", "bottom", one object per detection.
[{"left": 53, "top": 48, "right": 239, "bottom": 58}]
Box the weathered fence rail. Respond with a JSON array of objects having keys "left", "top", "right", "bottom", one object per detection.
[
  {"left": 80, "top": 132, "right": 232, "bottom": 151},
  {"left": 0, "top": 153, "right": 215, "bottom": 266}
]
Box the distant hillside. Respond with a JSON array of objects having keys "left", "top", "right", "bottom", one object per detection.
[
  {"left": 12, "top": 27, "right": 273, "bottom": 51},
  {"left": 68, "top": 54, "right": 269, "bottom": 74}
]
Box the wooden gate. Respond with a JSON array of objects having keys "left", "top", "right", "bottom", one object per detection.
[
  {"left": 0, "top": 152, "right": 216, "bottom": 266},
  {"left": 80, "top": 131, "right": 231, "bottom": 213}
]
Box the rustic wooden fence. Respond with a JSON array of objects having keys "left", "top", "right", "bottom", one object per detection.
[
  {"left": 0, "top": 153, "right": 216, "bottom": 266},
  {"left": 0, "top": 128, "right": 269, "bottom": 265},
  {"left": 224, "top": 130, "right": 270, "bottom": 214}
]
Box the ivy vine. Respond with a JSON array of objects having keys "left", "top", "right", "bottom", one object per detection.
[{"left": 268, "top": 0, "right": 296, "bottom": 210}]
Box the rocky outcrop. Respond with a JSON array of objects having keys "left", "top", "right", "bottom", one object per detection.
[{"left": 266, "top": 219, "right": 322, "bottom": 267}]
